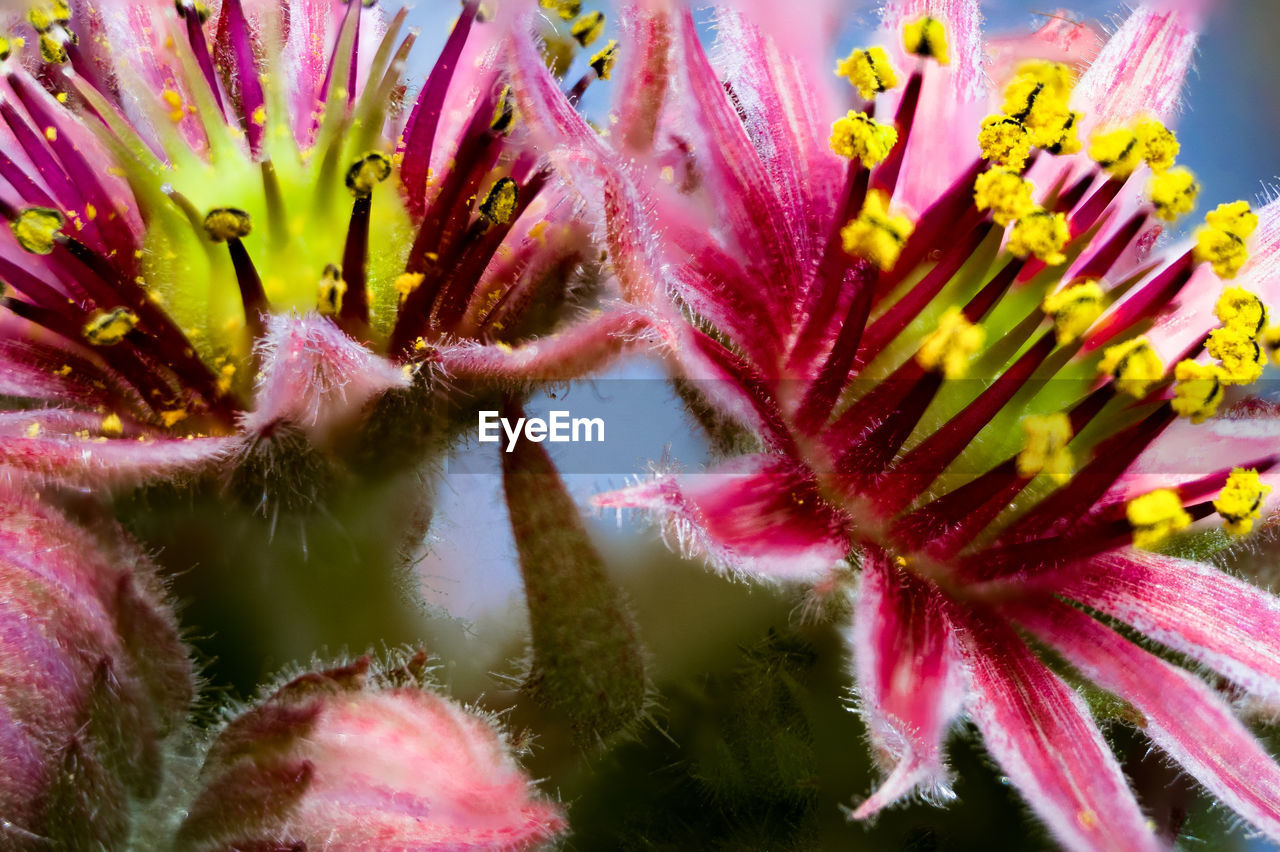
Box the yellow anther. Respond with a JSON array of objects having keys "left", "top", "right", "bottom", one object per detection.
[
  {"left": 1011, "top": 59, "right": 1075, "bottom": 101},
  {"left": 1001, "top": 65, "right": 1077, "bottom": 153},
  {"left": 1206, "top": 200, "right": 1258, "bottom": 239},
  {"left": 1215, "top": 468, "right": 1272, "bottom": 536},
  {"left": 202, "top": 208, "right": 253, "bottom": 242},
  {"left": 317, "top": 264, "right": 346, "bottom": 315},
  {"left": 27, "top": 6, "right": 54, "bottom": 32},
  {"left": 38, "top": 32, "right": 66, "bottom": 64},
  {"left": 479, "top": 177, "right": 519, "bottom": 225},
  {"left": 1136, "top": 119, "right": 1178, "bottom": 173},
  {"left": 973, "top": 168, "right": 1036, "bottom": 227},
  {"left": 1206, "top": 326, "right": 1266, "bottom": 385},
  {"left": 1171, "top": 360, "right": 1226, "bottom": 423},
  {"left": 1215, "top": 286, "right": 1268, "bottom": 337},
  {"left": 1264, "top": 326, "right": 1280, "bottom": 366},
  {"left": 1099, "top": 336, "right": 1164, "bottom": 397},
  {"left": 1008, "top": 209, "right": 1070, "bottom": 266},
  {"left": 395, "top": 272, "right": 424, "bottom": 304},
  {"left": 903, "top": 16, "right": 948, "bottom": 65},
  {"left": 51, "top": 0, "right": 71, "bottom": 23},
  {"left": 1088, "top": 127, "right": 1142, "bottom": 177},
  {"left": 83, "top": 307, "right": 139, "bottom": 346},
  {"left": 589, "top": 39, "right": 618, "bottom": 80},
  {"left": 162, "top": 89, "right": 186, "bottom": 123},
  {"left": 916, "top": 306, "right": 985, "bottom": 379},
  {"left": 539, "top": 0, "right": 581, "bottom": 20},
  {"left": 1127, "top": 489, "right": 1191, "bottom": 550},
  {"left": 160, "top": 409, "right": 188, "bottom": 428},
  {"left": 345, "top": 152, "right": 392, "bottom": 197},
  {"left": 217, "top": 362, "right": 236, "bottom": 394},
  {"left": 1017, "top": 412, "right": 1074, "bottom": 484},
  {"left": 978, "top": 115, "right": 1031, "bottom": 170},
  {"left": 835, "top": 46, "right": 899, "bottom": 100},
  {"left": 1042, "top": 280, "right": 1105, "bottom": 345},
  {"left": 570, "top": 11, "right": 605, "bottom": 47},
  {"left": 839, "top": 189, "right": 914, "bottom": 271},
  {"left": 0, "top": 36, "right": 12, "bottom": 62},
  {"left": 490, "top": 85, "right": 517, "bottom": 133},
  {"left": 11, "top": 207, "right": 64, "bottom": 255},
  {"left": 829, "top": 111, "right": 898, "bottom": 168},
  {"left": 100, "top": 413, "right": 123, "bottom": 437},
  {"left": 1148, "top": 166, "right": 1199, "bottom": 222}
]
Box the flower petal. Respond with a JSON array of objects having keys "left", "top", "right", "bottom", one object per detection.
[
  {"left": 954, "top": 608, "right": 1163, "bottom": 852},
  {"left": 849, "top": 548, "right": 963, "bottom": 818},
  {"left": 1054, "top": 550, "right": 1280, "bottom": 705},
  {"left": 593, "top": 453, "right": 848, "bottom": 581},
  {"left": 1017, "top": 598, "right": 1280, "bottom": 842}
]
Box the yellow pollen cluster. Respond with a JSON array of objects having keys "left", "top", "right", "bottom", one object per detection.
[
  {"left": 1214, "top": 468, "right": 1272, "bottom": 536},
  {"left": 978, "top": 116, "right": 1032, "bottom": 170},
  {"left": 1216, "top": 286, "right": 1268, "bottom": 336},
  {"left": 902, "top": 16, "right": 948, "bottom": 64},
  {"left": 590, "top": 40, "right": 618, "bottom": 80},
  {"left": 479, "top": 177, "right": 519, "bottom": 225},
  {"left": 540, "top": 0, "right": 582, "bottom": 20},
  {"left": 83, "top": 307, "right": 139, "bottom": 346},
  {"left": 840, "top": 190, "right": 914, "bottom": 271},
  {"left": 829, "top": 111, "right": 898, "bottom": 168},
  {"left": 973, "top": 168, "right": 1036, "bottom": 227},
  {"left": 1099, "top": 336, "right": 1164, "bottom": 397},
  {"left": 1127, "top": 489, "right": 1191, "bottom": 550},
  {"left": 1171, "top": 359, "right": 1226, "bottom": 423},
  {"left": 203, "top": 208, "right": 253, "bottom": 243},
  {"left": 835, "top": 47, "right": 899, "bottom": 100},
  {"left": 1194, "top": 201, "right": 1257, "bottom": 279},
  {"left": 1042, "top": 280, "right": 1105, "bottom": 345},
  {"left": 1089, "top": 118, "right": 1180, "bottom": 178},
  {"left": 11, "top": 207, "right": 64, "bottom": 255},
  {"left": 1148, "top": 167, "right": 1199, "bottom": 222},
  {"left": 1206, "top": 326, "right": 1266, "bottom": 385},
  {"left": 1136, "top": 119, "right": 1179, "bottom": 172},
  {"left": 1017, "top": 412, "right": 1074, "bottom": 484},
  {"left": 345, "top": 152, "right": 393, "bottom": 198},
  {"left": 570, "top": 11, "right": 606, "bottom": 47},
  {"left": 1008, "top": 209, "right": 1070, "bottom": 266},
  {"left": 395, "top": 272, "right": 425, "bottom": 304},
  {"left": 1001, "top": 61, "right": 1081, "bottom": 154},
  {"left": 317, "top": 265, "right": 347, "bottom": 316},
  {"left": 491, "top": 86, "right": 517, "bottom": 133},
  {"left": 916, "top": 306, "right": 985, "bottom": 379}
]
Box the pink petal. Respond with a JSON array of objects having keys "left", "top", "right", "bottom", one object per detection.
[
  {"left": 1017, "top": 599, "right": 1280, "bottom": 842},
  {"left": 1073, "top": 2, "right": 1202, "bottom": 127},
  {"left": 613, "top": 1, "right": 674, "bottom": 154},
  {"left": 0, "top": 433, "right": 233, "bottom": 488},
  {"left": 243, "top": 313, "right": 408, "bottom": 442},
  {"left": 880, "top": 0, "right": 985, "bottom": 101},
  {"left": 434, "top": 308, "right": 655, "bottom": 382},
  {"left": 849, "top": 548, "right": 963, "bottom": 818},
  {"left": 1053, "top": 550, "right": 1280, "bottom": 704},
  {"left": 593, "top": 453, "right": 849, "bottom": 581},
  {"left": 955, "top": 608, "right": 1163, "bottom": 852}
]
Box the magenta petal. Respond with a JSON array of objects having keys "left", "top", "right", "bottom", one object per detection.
[
  {"left": 0, "top": 432, "right": 232, "bottom": 488},
  {"left": 1017, "top": 599, "right": 1280, "bottom": 842},
  {"left": 849, "top": 549, "right": 962, "bottom": 818},
  {"left": 243, "top": 314, "right": 408, "bottom": 442},
  {"left": 594, "top": 454, "right": 848, "bottom": 581},
  {"left": 955, "top": 609, "right": 1163, "bottom": 852},
  {"left": 1055, "top": 551, "right": 1280, "bottom": 704}
]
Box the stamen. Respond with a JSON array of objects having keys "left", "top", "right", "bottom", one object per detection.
[
  {"left": 317, "top": 264, "right": 347, "bottom": 316},
  {"left": 345, "top": 152, "right": 393, "bottom": 197},
  {"left": 1127, "top": 489, "right": 1191, "bottom": 550},
  {"left": 840, "top": 189, "right": 913, "bottom": 271},
  {"left": 589, "top": 40, "right": 618, "bottom": 80},
  {"left": 1089, "top": 127, "right": 1142, "bottom": 177},
  {"left": 540, "top": 0, "right": 582, "bottom": 20},
  {"left": 916, "top": 307, "right": 984, "bottom": 379},
  {"left": 478, "top": 177, "right": 519, "bottom": 226},
  {"left": 10, "top": 207, "right": 64, "bottom": 255},
  {"left": 1136, "top": 118, "right": 1179, "bottom": 172},
  {"left": 1148, "top": 167, "right": 1199, "bottom": 222},
  {"left": 829, "top": 112, "right": 897, "bottom": 168},
  {"left": 1017, "top": 412, "right": 1073, "bottom": 483},
  {"left": 1042, "top": 281, "right": 1104, "bottom": 345},
  {"left": 1099, "top": 336, "right": 1164, "bottom": 397},
  {"left": 203, "top": 208, "right": 269, "bottom": 338},
  {"left": 978, "top": 116, "right": 1031, "bottom": 170},
  {"left": 1214, "top": 468, "right": 1271, "bottom": 535},
  {"left": 835, "top": 47, "right": 899, "bottom": 100},
  {"left": 571, "top": 11, "right": 606, "bottom": 47},
  {"left": 1215, "top": 286, "right": 1268, "bottom": 336},
  {"left": 902, "top": 16, "right": 949, "bottom": 64},
  {"left": 973, "top": 168, "right": 1036, "bottom": 227},
  {"left": 1007, "top": 209, "right": 1069, "bottom": 265},
  {"left": 490, "top": 85, "right": 517, "bottom": 133},
  {"left": 1206, "top": 326, "right": 1266, "bottom": 385},
  {"left": 82, "top": 306, "right": 139, "bottom": 346},
  {"left": 1171, "top": 360, "right": 1226, "bottom": 423}
]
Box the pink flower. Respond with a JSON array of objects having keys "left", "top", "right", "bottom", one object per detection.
[
  {"left": 0, "top": 485, "right": 192, "bottom": 846},
  {"left": 509, "top": 1, "right": 1280, "bottom": 847},
  {"left": 0, "top": 0, "right": 648, "bottom": 496},
  {"left": 175, "top": 655, "right": 566, "bottom": 851}
]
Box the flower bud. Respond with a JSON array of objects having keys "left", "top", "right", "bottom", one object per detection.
[
  {"left": 176, "top": 657, "right": 566, "bottom": 851},
  {"left": 0, "top": 489, "right": 192, "bottom": 846}
]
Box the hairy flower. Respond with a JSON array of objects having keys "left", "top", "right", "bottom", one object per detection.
[
  {"left": 0, "top": 0, "right": 646, "bottom": 497},
  {"left": 0, "top": 486, "right": 192, "bottom": 847},
  {"left": 505, "top": 0, "right": 1280, "bottom": 847},
  {"left": 175, "top": 655, "right": 566, "bottom": 851}
]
